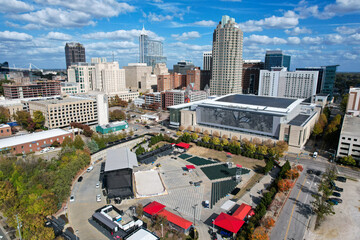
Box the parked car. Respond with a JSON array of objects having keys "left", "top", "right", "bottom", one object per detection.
[
  {"left": 161, "top": 129, "right": 165, "bottom": 131},
  {"left": 330, "top": 197, "right": 342, "bottom": 203},
  {"left": 96, "top": 182, "right": 100, "bottom": 188},
  {"left": 96, "top": 194, "right": 101, "bottom": 202},
  {"left": 307, "top": 169, "right": 314, "bottom": 174},
  {"left": 315, "top": 170, "right": 322, "bottom": 176},
  {"left": 70, "top": 195, "right": 75, "bottom": 202},
  {"left": 327, "top": 199, "right": 338, "bottom": 205},
  {"left": 332, "top": 186, "right": 343, "bottom": 192},
  {"left": 49, "top": 147, "right": 55, "bottom": 150},
  {"left": 332, "top": 192, "right": 341, "bottom": 197},
  {"left": 330, "top": 181, "right": 336, "bottom": 187},
  {"left": 336, "top": 176, "right": 347, "bottom": 182},
  {"left": 313, "top": 152, "right": 318, "bottom": 158},
  {"left": 87, "top": 166, "right": 94, "bottom": 172},
  {"left": 145, "top": 125, "right": 151, "bottom": 129},
  {"left": 77, "top": 176, "right": 83, "bottom": 182}
]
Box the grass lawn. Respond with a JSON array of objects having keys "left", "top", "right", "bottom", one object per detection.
[
  {"left": 187, "top": 144, "right": 266, "bottom": 171},
  {"left": 232, "top": 173, "right": 264, "bottom": 200}
]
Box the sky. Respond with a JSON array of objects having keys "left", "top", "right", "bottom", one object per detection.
[{"left": 0, "top": 0, "right": 359, "bottom": 72}]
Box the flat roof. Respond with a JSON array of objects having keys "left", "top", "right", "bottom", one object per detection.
[
  {"left": 92, "top": 212, "right": 118, "bottom": 230},
  {"left": 341, "top": 115, "right": 360, "bottom": 137},
  {"left": 31, "top": 96, "right": 94, "bottom": 106},
  {"left": 125, "top": 228, "right": 158, "bottom": 240},
  {"left": 99, "top": 121, "right": 128, "bottom": 129},
  {"left": 288, "top": 114, "right": 312, "bottom": 126},
  {"left": 216, "top": 94, "right": 297, "bottom": 109},
  {"left": 0, "top": 129, "right": 70, "bottom": 149},
  {"left": 105, "top": 148, "right": 138, "bottom": 172}
]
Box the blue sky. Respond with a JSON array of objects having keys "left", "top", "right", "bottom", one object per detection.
[{"left": 0, "top": 0, "right": 359, "bottom": 71}]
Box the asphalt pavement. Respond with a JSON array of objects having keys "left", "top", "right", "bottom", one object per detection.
[
  {"left": 271, "top": 169, "right": 320, "bottom": 240},
  {"left": 0, "top": 228, "right": 9, "bottom": 240}
]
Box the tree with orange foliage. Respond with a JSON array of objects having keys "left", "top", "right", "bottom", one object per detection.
[
  {"left": 251, "top": 226, "right": 269, "bottom": 240},
  {"left": 263, "top": 217, "right": 275, "bottom": 229},
  {"left": 277, "top": 179, "right": 293, "bottom": 192},
  {"left": 296, "top": 165, "right": 303, "bottom": 172},
  {"left": 285, "top": 169, "right": 300, "bottom": 180}
]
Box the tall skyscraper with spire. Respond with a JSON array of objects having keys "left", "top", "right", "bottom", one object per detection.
[
  {"left": 139, "top": 26, "right": 167, "bottom": 70},
  {"left": 210, "top": 15, "right": 243, "bottom": 95}
]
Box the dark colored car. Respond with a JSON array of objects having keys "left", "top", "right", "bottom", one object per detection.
[
  {"left": 160, "top": 128, "right": 165, "bottom": 131},
  {"left": 336, "top": 176, "right": 347, "bottom": 182},
  {"left": 330, "top": 181, "right": 336, "bottom": 187},
  {"left": 307, "top": 169, "right": 314, "bottom": 174},
  {"left": 315, "top": 170, "right": 323, "bottom": 176},
  {"left": 332, "top": 186, "right": 343, "bottom": 192},
  {"left": 330, "top": 197, "right": 342, "bottom": 203},
  {"left": 332, "top": 192, "right": 341, "bottom": 197},
  {"left": 327, "top": 199, "right": 338, "bottom": 205},
  {"left": 77, "top": 176, "right": 83, "bottom": 182},
  {"left": 145, "top": 125, "right": 151, "bottom": 129}
]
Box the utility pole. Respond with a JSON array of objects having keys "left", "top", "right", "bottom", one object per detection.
[
  {"left": 161, "top": 223, "right": 163, "bottom": 237},
  {"left": 15, "top": 214, "right": 22, "bottom": 240}
]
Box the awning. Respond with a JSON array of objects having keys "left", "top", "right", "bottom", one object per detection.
[
  {"left": 213, "top": 212, "right": 245, "bottom": 233},
  {"left": 175, "top": 142, "right": 190, "bottom": 149}
]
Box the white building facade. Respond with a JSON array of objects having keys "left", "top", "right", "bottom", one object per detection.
[{"left": 259, "top": 68, "right": 318, "bottom": 99}]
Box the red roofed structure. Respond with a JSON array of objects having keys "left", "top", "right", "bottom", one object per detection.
[
  {"left": 185, "top": 165, "right": 196, "bottom": 170},
  {"left": 143, "top": 201, "right": 165, "bottom": 216},
  {"left": 157, "top": 209, "right": 193, "bottom": 230},
  {"left": 175, "top": 142, "right": 190, "bottom": 149},
  {"left": 213, "top": 212, "right": 245, "bottom": 233},
  {"left": 232, "top": 203, "right": 252, "bottom": 221}
]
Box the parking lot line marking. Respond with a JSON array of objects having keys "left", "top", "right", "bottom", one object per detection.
[{"left": 284, "top": 175, "right": 308, "bottom": 240}]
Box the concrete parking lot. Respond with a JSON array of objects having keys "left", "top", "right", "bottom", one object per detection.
[{"left": 306, "top": 178, "right": 360, "bottom": 240}]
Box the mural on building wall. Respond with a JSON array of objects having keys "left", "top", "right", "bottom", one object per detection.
[{"left": 197, "top": 106, "right": 273, "bottom": 133}]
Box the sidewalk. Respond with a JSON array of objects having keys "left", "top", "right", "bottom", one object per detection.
[{"left": 236, "top": 167, "right": 280, "bottom": 207}]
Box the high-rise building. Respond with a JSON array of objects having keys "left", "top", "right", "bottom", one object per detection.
[
  {"left": 242, "top": 60, "right": 264, "bottom": 94},
  {"left": 67, "top": 63, "right": 95, "bottom": 93},
  {"left": 203, "top": 52, "right": 212, "bottom": 71},
  {"left": 296, "top": 65, "right": 339, "bottom": 99},
  {"left": 0, "top": 61, "right": 9, "bottom": 74},
  {"left": 173, "top": 61, "right": 195, "bottom": 75},
  {"left": 65, "top": 42, "right": 86, "bottom": 69},
  {"left": 139, "top": 27, "right": 166, "bottom": 69},
  {"left": 264, "top": 50, "right": 290, "bottom": 71},
  {"left": 210, "top": 15, "right": 243, "bottom": 96},
  {"left": 3, "top": 80, "right": 61, "bottom": 99},
  {"left": 346, "top": 87, "right": 360, "bottom": 116},
  {"left": 258, "top": 68, "right": 318, "bottom": 99},
  {"left": 186, "top": 68, "right": 201, "bottom": 90},
  {"left": 123, "top": 63, "right": 157, "bottom": 92}
]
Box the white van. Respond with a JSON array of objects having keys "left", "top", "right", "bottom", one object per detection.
[
  {"left": 313, "top": 152, "right": 318, "bottom": 158},
  {"left": 87, "top": 166, "right": 94, "bottom": 172}
]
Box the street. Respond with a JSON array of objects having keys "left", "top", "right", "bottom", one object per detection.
[{"left": 271, "top": 169, "right": 320, "bottom": 240}]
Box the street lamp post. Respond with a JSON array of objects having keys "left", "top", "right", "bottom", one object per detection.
[
  {"left": 212, "top": 219, "right": 215, "bottom": 233},
  {"left": 161, "top": 223, "right": 163, "bottom": 237}
]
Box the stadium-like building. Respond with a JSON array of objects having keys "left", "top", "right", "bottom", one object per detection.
[{"left": 168, "top": 94, "right": 321, "bottom": 149}]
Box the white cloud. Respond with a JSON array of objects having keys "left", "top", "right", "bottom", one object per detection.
[
  {"left": 343, "top": 52, "right": 357, "bottom": 60},
  {"left": 335, "top": 26, "right": 359, "bottom": 34},
  {"left": 171, "top": 31, "right": 200, "bottom": 41},
  {"left": 34, "top": 0, "right": 135, "bottom": 18},
  {"left": 347, "top": 33, "right": 360, "bottom": 44},
  {"left": 193, "top": 20, "right": 217, "bottom": 27},
  {"left": 46, "top": 31, "right": 72, "bottom": 40},
  {"left": 86, "top": 41, "right": 137, "bottom": 50},
  {"left": 245, "top": 35, "right": 287, "bottom": 45},
  {"left": 239, "top": 10, "right": 299, "bottom": 32},
  {"left": 14, "top": 8, "right": 95, "bottom": 28},
  {"left": 296, "top": 0, "right": 360, "bottom": 19},
  {"left": 0, "top": 30, "right": 33, "bottom": 41},
  {"left": 287, "top": 37, "right": 301, "bottom": 44},
  {"left": 150, "top": 2, "right": 190, "bottom": 20},
  {"left": 169, "top": 42, "right": 211, "bottom": 51},
  {"left": 285, "top": 27, "right": 312, "bottom": 35},
  {"left": 0, "top": 0, "right": 34, "bottom": 13},
  {"left": 302, "top": 36, "right": 322, "bottom": 45},
  {"left": 82, "top": 29, "right": 164, "bottom": 41},
  {"left": 324, "top": 34, "right": 344, "bottom": 45},
  {"left": 146, "top": 12, "right": 173, "bottom": 22}
]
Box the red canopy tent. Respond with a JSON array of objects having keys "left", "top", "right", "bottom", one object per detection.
[
  {"left": 175, "top": 142, "right": 190, "bottom": 149},
  {"left": 236, "top": 164, "right": 242, "bottom": 168},
  {"left": 232, "top": 203, "right": 252, "bottom": 221},
  {"left": 185, "top": 165, "right": 196, "bottom": 170},
  {"left": 213, "top": 212, "right": 245, "bottom": 233},
  {"left": 157, "top": 209, "right": 193, "bottom": 230}
]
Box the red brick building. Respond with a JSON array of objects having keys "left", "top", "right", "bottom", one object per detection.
[
  {"left": 242, "top": 61, "right": 264, "bottom": 94},
  {"left": 0, "top": 124, "right": 11, "bottom": 138},
  {"left": 3, "top": 80, "right": 61, "bottom": 99},
  {"left": 0, "top": 129, "right": 73, "bottom": 154},
  {"left": 186, "top": 68, "right": 201, "bottom": 90}
]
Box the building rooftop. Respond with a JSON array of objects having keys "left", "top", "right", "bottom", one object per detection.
[
  {"left": 0, "top": 129, "right": 70, "bottom": 150},
  {"left": 215, "top": 94, "right": 297, "bottom": 109},
  {"left": 125, "top": 228, "right": 159, "bottom": 240},
  {"left": 105, "top": 148, "right": 138, "bottom": 172},
  {"left": 0, "top": 124, "right": 10, "bottom": 129},
  {"left": 98, "top": 121, "right": 128, "bottom": 129},
  {"left": 288, "top": 114, "right": 312, "bottom": 126},
  {"left": 341, "top": 115, "right": 360, "bottom": 137},
  {"left": 31, "top": 96, "right": 94, "bottom": 105}
]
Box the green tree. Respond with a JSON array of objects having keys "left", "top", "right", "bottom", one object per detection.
[
  {"left": 202, "top": 135, "right": 210, "bottom": 143},
  {"left": 221, "top": 138, "right": 229, "bottom": 146},
  {"left": 340, "top": 94, "right": 349, "bottom": 114},
  {"left": 73, "top": 135, "right": 85, "bottom": 149},
  {"left": 323, "top": 107, "right": 331, "bottom": 119},
  {"left": 136, "top": 146, "right": 145, "bottom": 155},
  {"left": 339, "top": 155, "right": 356, "bottom": 166},
  {"left": 0, "top": 106, "right": 10, "bottom": 123},
  {"left": 263, "top": 160, "right": 274, "bottom": 174},
  {"left": 312, "top": 122, "right": 324, "bottom": 137},
  {"left": 14, "top": 110, "right": 31, "bottom": 128},
  {"left": 211, "top": 137, "right": 220, "bottom": 145},
  {"left": 190, "top": 133, "right": 198, "bottom": 141},
  {"left": 109, "top": 110, "right": 126, "bottom": 121},
  {"left": 61, "top": 136, "right": 73, "bottom": 148},
  {"left": 33, "top": 110, "right": 45, "bottom": 129}
]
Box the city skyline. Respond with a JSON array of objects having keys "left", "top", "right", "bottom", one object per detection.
[{"left": 0, "top": 0, "right": 359, "bottom": 71}]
